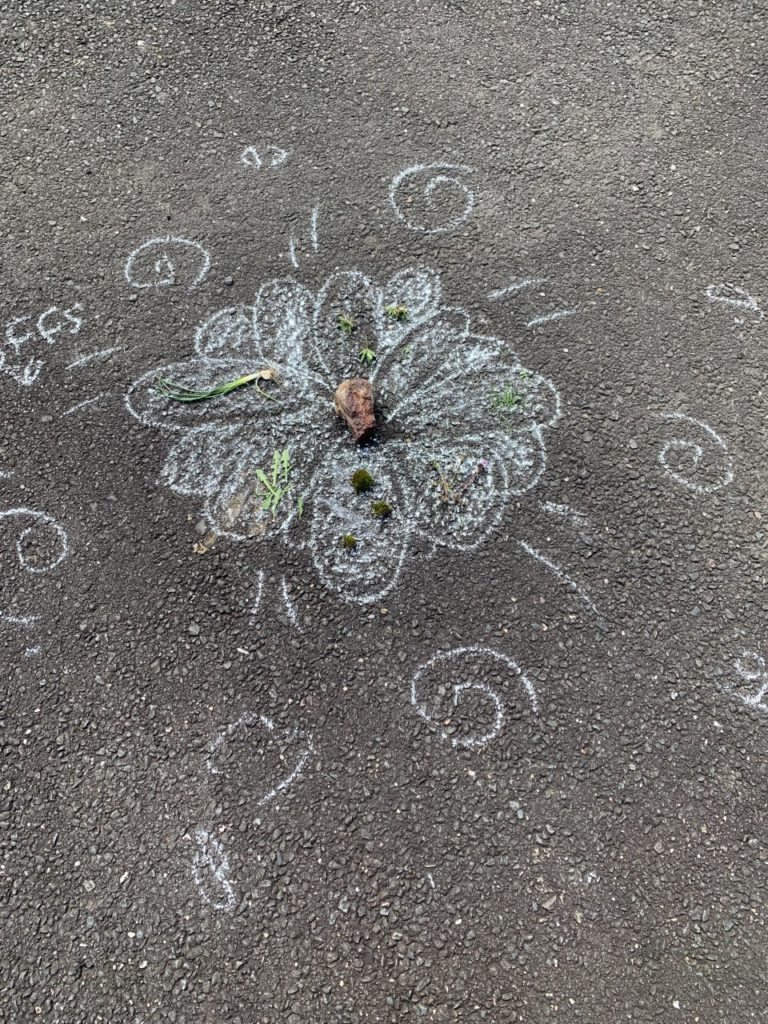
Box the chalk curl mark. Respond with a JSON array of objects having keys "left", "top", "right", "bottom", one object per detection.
[
  {"left": 389, "top": 163, "right": 475, "bottom": 234},
  {"left": 410, "top": 646, "right": 538, "bottom": 750},
  {"left": 124, "top": 236, "right": 211, "bottom": 291},
  {"left": 0, "top": 507, "right": 68, "bottom": 627},
  {"left": 191, "top": 827, "right": 236, "bottom": 912},
  {"left": 205, "top": 711, "right": 314, "bottom": 807},
  {"left": 655, "top": 412, "right": 734, "bottom": 494}
]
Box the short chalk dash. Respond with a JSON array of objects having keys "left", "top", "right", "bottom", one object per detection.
[
  {"left": 488, "top": 277, "right": 548, "bottom": 301},
  {"left": 281, "top": 576, "right": 301, "bottom": 631},
  {"left": 526, "top": 309, "right": 578, "bottom": 328},
  {"left": 705, "top": 282, "right": 763, "bottom": 318},
  {"left": 62, "top": 393, "right": 108, "bottom": 418},
  {"left": 24, "top": 645, "right": 41, "bottom": 658},
  {"left": 518, "top": 540, "right": 599, "bottom": 616},
  {"left": 66, "top": 347, "right": 123, "bottom": 371}
]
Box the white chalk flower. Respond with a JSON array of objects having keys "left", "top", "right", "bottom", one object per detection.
[{"left": 126, "top": 268, "right": 560, "bottom": 604}]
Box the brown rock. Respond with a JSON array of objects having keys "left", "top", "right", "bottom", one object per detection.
[{"left": 334, "top": 378, "right": 376, "bottom": 443}]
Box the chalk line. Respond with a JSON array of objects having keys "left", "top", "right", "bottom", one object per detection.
[
  {"left": 526, "top": 309, "right": 578, "bottom": 328},
  {"left": 518, "top": 540, "right": 599, "bottom": 615},
  {"left": 24, "top": 645, "right": 41, "bottom": 657},
  {"left": 63, "top": 393, "right": 108, "bottom": 417},
  {"left": 281, "top": 576, "right": 301, "bottom": 630},
  {"left": 488, "top": 277, "right": 547, "bottom": 300},
  {"left": 66, "top": 347, "right": 122, "bottom": 371},
  {"left": 705, "top": 283, "right": 763, "bottom": 317},
  {"left": 0, "top": 611, "right": 37, "bottom": 628},
  {"left": 310, "top": 206, "right": 319, "bottom": 253},
  {"left": 191, "top": 827, "right": 236, "bottom": 913},
  {"left": 288, "top": 238, "right": 299, "bottom": 269},
  {"left": 249, "top": 569, "right": 265, "bottom": 621}
]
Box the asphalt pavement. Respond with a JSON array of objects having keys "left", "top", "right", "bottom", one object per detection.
[{"left": 2, "top": 2, "right": 768, "bottom": 1021}]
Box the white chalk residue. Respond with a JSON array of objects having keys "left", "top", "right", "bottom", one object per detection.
[
  {"left": 705, "top": 283, "right": 763, "bottom": 317},
  {"left": 191, "top": 827, "right": 236, "bottom": 912},
  {"left": 526, "top": 309, "right": 578, "bottom": 328},
  {"left": 280, "top": 576, "right": 301, "bottom": 629},
  {"left": 389, "top": 163, "right": 475, "bottom": 233},
  {"left": 518, "top": 540, "right": 599, "bottom": 616},
  {"left": 488, "top": 278, "right": 548, "bottom": 300},
  {"left": 240, "top": 145, "right": 289, "bottom": 169},
  {"left": 727, "top": 651, "right": 768, "bottom": 713},
  {"left": 125, "top": 267, "right": 562, "bottom": 605},
  {"left": 249, "top": 569, "right": 265, "bottom": 621},
  {"left": 65, "top": 347, "right": 122, "bottom": 371},
  {"left": 124, "top": 236, "right": 211, "bottom": 291},
  {"left": 205, "top": 711, "right": 315, "bottom": 807},
  {"left": 63, "top": 393, "right": 108, "bottom": 418},
  {"left": 410, "top": 646, "right": 539, "bottom": 750},
  {"left": 656, "top": 412, "right": 734, "bottom": 494},
  {"left": 2, "top": 304, "right": 83, "bottom": 387}
]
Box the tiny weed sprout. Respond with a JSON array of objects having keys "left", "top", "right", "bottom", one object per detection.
[
  {"left": 385, "top": 304, "right": 409, "bottom": 321},
  {"left": 371, "top": 500, "right": 392, "bottom": 519},
  {"left": 341, "top": 534, "right": 357, "bottom": 550},
  {"left": 255, "top": 448, "right": 292, "bottom": 519},
  {"left": 338, "top": 314, "right": 356, "bottom": 335},
  {"left": 351, "top": 468, "right": 374, "bottom": 494},
  {"left": 359, "top": 347, "right": 376, "bottom": 365},
  {"left": 491, "top": 387, "right": 523, "bottom": 413},
  {"left": 156, "top": 368, "right": 280, "bottom": 403}
]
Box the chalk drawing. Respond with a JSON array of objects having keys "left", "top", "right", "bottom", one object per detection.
[
  {"left": 655, "top": 412, "right": 734, "bottom": 494},
  {"left": 191, "top": 827, "right": 236, "bottom": 912},
  {"left": 527, "top": 309, "right": 578, "bottom": 328},
  {"left": 0, "top": 508, "right": 68, "bottom": 630},
  {"left": 288, "top": 237, "right": 299, "bottom": 269},
  {"left": 0, "top": 470, "right": 13, "bottom": 479},
  {"left": 205, "top": 711, "right": 315, "bottom": 807},
  {"left": 426, "top": 872, "right": 436, "bottom": 889},
  {"left": 125, "top": 267, "right": 563, "bottom": 605},
  {"left": 389, "top": 163, "right": 476, "bottom": 233},
  {"left": 24, "top": 645, "right": 41, "bottom": 658},
  {"left": 65, "top": 347, "right": 122, "bottom": 371},
  {"left": 63, "top": 393, "right": 108, "bottom": 418},
  {"left": 727, "top": 650, "right": 768, "bottom": 713},
  {"left": 410, "top": 646, "right": 539, "bottom": 749},
  {"left": 2, "top": 304, "right": 84, "bottom": 387},
  {"left": 124, "top": 237, "right": 211, "bottom": 291},
  {"left": 705, "top": 283, "right": 763, "bottom": 318},
  {"left": 488, "top": 278, "right": 548, "bottom": 301},
  {"left": 518, "top": 540, "right": 599, "bottom": 616},
  {"left": 240, "top": 145, "right": 289, "bottom": 169}
]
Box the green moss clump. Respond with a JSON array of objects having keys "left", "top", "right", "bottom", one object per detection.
[
  {"left": 371, "top": 500, "right": 392, "bottom": 519},
  {"left": 341, "top": 534, "right": 357, "bottom": 550},
  {"left": 350, "top": 468, "right": 374, "bottom": 494}
]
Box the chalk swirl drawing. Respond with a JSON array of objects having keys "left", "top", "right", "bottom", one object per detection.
[
  {"left": 205, "top": 711, "right": 315, "bottom": 807},
  {"left": 705, "top": 283, "right": 763, "bottom": 318},
  {"left": 124, "top": 236, "right": 211, "bottom": 291},
  {"left": 2, "top": 304, "right": 83, "bottom": 387},
  {"left": 191, "top": 827, "right": 237, "bottom": 912},
  {"left": 655, "top": 412, "right": 734, "bottom": 494},
  {"left": 0, "top": 507, "right": 69, "bottom": 626},
  {"left": 410, "top": 646, "right": 539, "bottom": 750},
  {"left": 727, "top": 651, "right": 768, "bottom": 713},
  {"left": 389, "top": 164, "right": 475, "bottom": 233},
  {"left": 125, "top": 268, "right": 561, "bottom": 605}
]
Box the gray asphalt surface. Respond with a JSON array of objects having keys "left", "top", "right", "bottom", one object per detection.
[{"left": 2, "top": 2, "right": 768, "bottom": 1021}]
